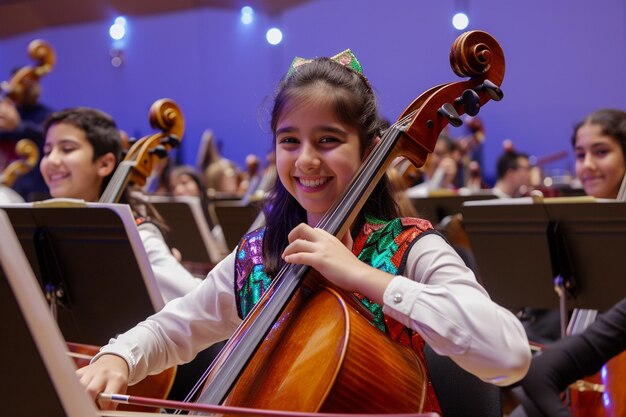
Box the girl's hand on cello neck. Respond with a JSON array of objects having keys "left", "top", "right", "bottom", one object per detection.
[
  {"left": 75, "top": 353, "right": 129, "bottom": 410},
  {"left": 282, "top": 223, "right": 393, "bottom": 304}
]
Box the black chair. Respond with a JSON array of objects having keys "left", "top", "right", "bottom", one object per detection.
[{"left": 425, "top": 344, "right": 502, "bottom": 417}]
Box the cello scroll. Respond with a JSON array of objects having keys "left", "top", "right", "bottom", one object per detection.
[
  {"left": 99, "top": 98, "right": 184, "bottom": 203},
  {"left": 0, "top": 138, "right": 40, "bottom": 187},
  {"left": 0, "top": 39, "right": 56, "bottom": 106},
  {"left": 397, "top": 30, "right": 505, "bottom": 169}
]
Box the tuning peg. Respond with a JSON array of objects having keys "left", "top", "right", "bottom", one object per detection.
[
  {"left": 438, "top": 103, "right": 463, "bottom": 127},
  {"left": 161, "top": 134, "right": 181, "bottom": 148},
  {"left": 478, "top": 79, "right": 504, "bottom": 101},
  {"left": 455, "top": 89, "right": 481, "bottom": 116},
  {"left": 126, "top": 137, "right": 139, "bottom": 146},
  {"left": 150, "top": 145, "right": 169, "bottom": 159}
]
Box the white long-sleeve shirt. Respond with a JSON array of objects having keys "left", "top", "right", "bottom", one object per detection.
[
  {"left": 97, "top": 232, "right": 530, "bottom": 387},
  {"left": 137, "top": 222, "right": 202, "bottom": 303}
]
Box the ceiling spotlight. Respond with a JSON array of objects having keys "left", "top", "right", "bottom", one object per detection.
[
  {"left": 109, "top": 16, "right": 127, "bottom": 40},
  {"left": 452, "top": 12, "right": 469, "bottom": 30},
  {"left": 266, "top": 28, "right": 283, "bottom": 45},
  {"left": 241, "top": 6, "right": 254, "bottom": 24}
]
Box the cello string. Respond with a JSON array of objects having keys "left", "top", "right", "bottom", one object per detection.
[
  {"left": 173, "top": 364, "right": 213, "bottom": 414},
  {"left": 617, "top": 172, "right": 626, "bottom": 201}
]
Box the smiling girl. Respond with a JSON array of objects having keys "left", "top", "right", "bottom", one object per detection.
[
  {"left": 77, "top": 52, "right": 530, "bottom": 413},
  {"left": 572, "top": 109, "right": 626, "bottom": 199}
]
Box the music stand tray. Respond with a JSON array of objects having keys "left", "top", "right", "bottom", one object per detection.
[
  {"left": 0, "top": 199, "right": 163, "bottom": 346},
  {"left": 461, "top": 197, "right": 557, "bottom": 309},
  {"left": 411, "top": 192, "right": 498, "bottom": 224},
  {"left": 542, "top": 199, "right": 626, "bottom": 310},
  {"left": 462, "top": 197, "right": 626, "bottom": 311}
]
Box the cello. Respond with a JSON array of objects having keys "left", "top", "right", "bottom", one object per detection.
[
  {"left": 0, "top": 39, "right": 55, "bottom": 105},
  {"left": 0, "top": 138, "right": 39, "bottom": 187},
  {"left": 180, "top": 30, "right": 508, "bottom": 415},
  {"left": 100, "top": 98, "right": 184, "bottom": 204}
]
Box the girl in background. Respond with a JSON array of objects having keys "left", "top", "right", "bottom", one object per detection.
[{"left": 572, "top": 108, "right": 626, "bottom": 199}]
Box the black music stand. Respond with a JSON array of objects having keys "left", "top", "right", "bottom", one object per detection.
[
  {"left": 147, "top": 195, "right": 229, "bottom": 265},
  {"left": 0, "top": 209, "right": 103, "bottom": 417},
  {"left": 0, "top": 200, "right": 163, "bottom": 346},
  {"left": 410, "top": 192, "right": 498, "bottom": 224},
  {"left": 542, "top": 199, "right": 626, "bottom": 311},
  {"left": 213, "top": 200, "right": 261, "bottom": 250},
  {"left": 462, "top": 197, "right": 626, "bottom": 312},
  {"left": 461, "top": 197, "right": 559, "bottom": 309}
]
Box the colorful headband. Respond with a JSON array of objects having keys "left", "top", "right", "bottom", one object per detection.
[{"left": 287, "top": 49, "right": 363, "bottom": 77}]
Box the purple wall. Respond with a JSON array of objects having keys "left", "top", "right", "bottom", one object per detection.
[{"left": 1, "top": 0, "right": 624, "bottom": 182}]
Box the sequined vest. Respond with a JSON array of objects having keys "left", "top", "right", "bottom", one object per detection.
[{"left": 234, "top": 217, "right": 442, "bottom": 414}]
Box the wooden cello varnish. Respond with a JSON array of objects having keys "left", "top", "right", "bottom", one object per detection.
[{"left": 225, "top": 281, "right": 427, "bottom": 412}]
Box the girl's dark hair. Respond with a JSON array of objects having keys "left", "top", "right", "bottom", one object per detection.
[
  {"left": 263, "top": 57, "right": 399, "bottom": 276},
  {"left": 571, "top": 109, "right": 626, "bottom": 160},
  {"left": 44, "top": 107, "right": 123, "bottom": 193}
]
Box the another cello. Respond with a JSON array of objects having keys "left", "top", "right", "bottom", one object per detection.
[
  {"left": 99, "top": 98, "right": 184, "bottom": 204},
  {"left": 567, "top": 309, "right": 626, "bottom": 417},
  {"left": 0, "top": 39, "right": 55, "bottom": 105},
  {"left": 0, "top": 138, "right": 39, "bottom": 187},
  {"left": 189, "top": 30, "right": 506, "bottom": 415}
]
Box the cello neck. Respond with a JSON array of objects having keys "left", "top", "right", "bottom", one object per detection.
[{"left": 98, "top": 161, "right": 134, "bottom": 203}]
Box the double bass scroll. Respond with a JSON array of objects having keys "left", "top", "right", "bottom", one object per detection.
[{"left": 194, "top": 30, "right": 506, "bottom": 415}]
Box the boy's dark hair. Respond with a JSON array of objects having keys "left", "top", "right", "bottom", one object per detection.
[
  {"left": 496, "top": 150, "right": 528, "bottom": 180},
  {"left": 44, "top": 107, "right": 123, "bottom": 164},
  {"left": 262, "top": 57, "right": 398, "bottom": 277}
]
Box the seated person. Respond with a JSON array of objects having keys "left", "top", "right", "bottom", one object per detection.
[
  {"left": 520, "top": 298, "right": 626, "bottom": 417},
  {"left": 492, "top": 148, "right": 532, "bottom": 198},
  {"left": 510, "top": 108, "right": 626, "bottom": 416},
  {"left": 39, "top": 107, "right": 201, "bottom": 303},
  {"left": 407, "top": 132, "right": 459, "bottom": 197},
  {"left": 0, "top": 75, "right": 54, "bottom": 201},
  {"left": 572, "top": 108, "right": 626, "bottom": 199}
]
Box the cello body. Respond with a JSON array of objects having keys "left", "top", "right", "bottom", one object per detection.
[{"left": 224, "top": 281, "right": 427, "bottom": 413}]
